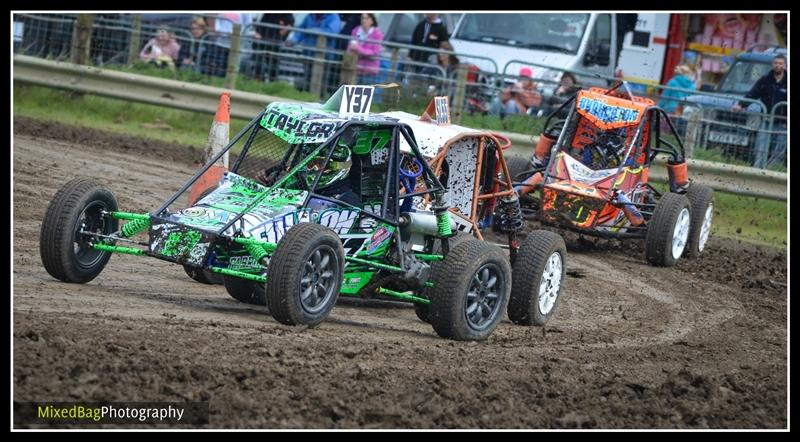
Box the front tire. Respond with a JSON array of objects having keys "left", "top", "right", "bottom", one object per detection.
[
  {"left": 265, "top": 223, "right": 344, "bottom": 327},
  {"left": 40, "top": 178, "right": 119, "bottom": 283},
  {"left": 645, "top": 193, "right": 692, "bottom": 267},
  {"left": 428, "top": 239, "right": 511, "bottom": 341},
  {"left": 507, "top": 230, "right": 567, "bottom": 326},
  {"left": 415, "top": 232, "right": 472, "bottom": 324}
]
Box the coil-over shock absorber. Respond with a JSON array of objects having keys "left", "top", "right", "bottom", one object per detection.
[
  {"left": 120, "top": 217, "right": 151, "bottom": 238},
  {"left": 492, "top": 194, "right": 524, "bottom": 234}
]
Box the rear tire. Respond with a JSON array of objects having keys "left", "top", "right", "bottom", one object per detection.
[
  {"left": 684, "top": 184, "right": 714, "bottom": 259},
  {"left": 508, "top": 230, "right": 567, "bottom": 326},
  {"left": 505, "top": 155, "right": 533, "bottom": 182},
  {"left": 645, "top": 193, "right": 691, "bottom": 267},
  {"left": 265, "top": 223, "right": 344, "bottom": 327},
  {"left": 429, "top": 239, "right": 511, "bottom": 341},
  {"left": 223, "top": 276, "right": 266, "bottom": 305},
  {"left": 40, "top": 178, "right": 119, "bottom": 283},
  {"left": 183, "top": 265, "right": 223, "bottom": 285}
]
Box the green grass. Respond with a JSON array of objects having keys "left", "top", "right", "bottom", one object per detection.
[
  {"left": 14, "top": 83, "right": 250, "bottom": 147},
  {"left": 711, "top": 191, "right": 787, "bottom": 249},
  {"left": 14, "top": 83, "right": 786, "bottom": 250},
  {"left": 109, "top": 63, "right": 320, "bottom": 102},
  {"left": 650, "top": 182, "right": 786, "bottom": 250}
]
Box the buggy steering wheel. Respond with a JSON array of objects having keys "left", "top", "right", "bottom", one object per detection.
[{"left": 589, "top": 144, "right": 622, "bottom": 169}]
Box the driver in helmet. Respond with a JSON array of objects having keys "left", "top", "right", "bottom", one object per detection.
[
  {"left": 256, "top": 140, "right": 362, "bottom": 207},
  {"left": 580, "top": 129, "right": 626, "bottom": 169}
]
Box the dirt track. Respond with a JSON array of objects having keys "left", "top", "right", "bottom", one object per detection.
[{"left": 12, "top": 117, "right": 788, "bottom": 429}]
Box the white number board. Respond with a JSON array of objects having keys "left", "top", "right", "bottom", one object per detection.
[{"left": 339, "top": 85, "right": 375, "bottom": 116}]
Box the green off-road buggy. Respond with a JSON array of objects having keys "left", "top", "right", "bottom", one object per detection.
[{"left": 40, "top": 86, "right": 564, "bottom": 340}]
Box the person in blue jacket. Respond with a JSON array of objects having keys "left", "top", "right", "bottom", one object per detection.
[
  {"left": 286, "top": 14, "right": 343, "bottom": 92},
  {"left": 658, "top": 64, "right": 696, "bottom": 115}
]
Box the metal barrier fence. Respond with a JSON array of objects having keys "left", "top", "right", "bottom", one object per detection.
[{"left": 13, "top": 12, "right": 787, "bottom": 171}]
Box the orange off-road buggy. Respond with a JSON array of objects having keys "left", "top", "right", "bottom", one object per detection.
[{"left": 506, "top": 82, "right": 715, "bottom": 267}]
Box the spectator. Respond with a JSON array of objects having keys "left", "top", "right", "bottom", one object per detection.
[
  {"left": 286, "top": 13, "right": 342, "bottom": 50},
  {"left": 251, "top": 13, "right": 295, "bottom": 81},
  {"left": 733, "top": 54, "right": 787, "bottom": 168},
  {"left": 139, "top": 28, "right": 180, "bottom": 69},
  {"left": 408, "top": 14, "right": 449, "bottom": 72},
  {"left": 490, "top": 67, "right": 543, "bottom": 118},
  {"left": 422, "top": 41, "right": 459, "bottom": 94},
  {"left": 203, "top": 13, "right": 253, "bottom": 77},
  {"left": 347, "top": 14, "right": 384, "bottom": 85},
  {"left": 338, "top": 13, "right": 362, "bottom": 50},
  {"left": 286, "top": 13, "right": 343, "bottom": 92},
  {"left": 544, "top": 72, "right": 580, "bottom": 117},
  {"left": 658, "top": 64, "right": 696, "bottom": 114},
  {"left": 178, "top": 18, "right": 208, "bottom": 70}
]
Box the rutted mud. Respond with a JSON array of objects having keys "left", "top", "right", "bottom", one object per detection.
[{"left": 13, "top": 118, "right": 787, "bottom": 428}]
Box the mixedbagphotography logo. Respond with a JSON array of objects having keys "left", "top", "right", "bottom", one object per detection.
[{"left": 14, "top": 402, "right": 209, "bottom": 427}]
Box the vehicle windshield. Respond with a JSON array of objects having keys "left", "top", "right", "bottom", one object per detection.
[
  {"left": 718, "top": 60, "right": 772, "bottom": 95},
  {"left": 454, "top": 13, "right": 589, "bottom": 54}
]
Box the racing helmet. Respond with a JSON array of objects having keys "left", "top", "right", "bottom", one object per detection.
[{"left": 304, "top": 140, "right": 352, "bottom": 190}]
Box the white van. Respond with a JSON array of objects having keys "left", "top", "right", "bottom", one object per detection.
[{"left": 450, "top": 13, "right": 669, "bottom": 95}]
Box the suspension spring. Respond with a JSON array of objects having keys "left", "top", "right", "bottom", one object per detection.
[
  {"left": 435, "top": 209, "right": 452, "bottom": 237},
  {"left": 493, "top": 195, "right": 524, "bottom": 234},
  {"left": 243, "top": 241, "right": 268, "bottom": 263},
  {"left": 120, "top": 217, "right": 151, "bottom": 238}
]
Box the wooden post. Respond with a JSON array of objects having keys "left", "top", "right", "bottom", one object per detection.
[
  {"left": 309, "top": 35, "right": 326, "bottom": 98},
  {"left": 341, "top": 51, "right": 358, "bottom": 85},
  {"left": 452, "top": 64, "right": 468, "bottom": 124},
  {"left": 127, "top": 14, "right": 142, "bottom": 67},
  {"left": 70, "top": 14, "right": 94, "bottom": 65},
  {"left": 224, "top": 24, "right": 242, "bottom": 89}
]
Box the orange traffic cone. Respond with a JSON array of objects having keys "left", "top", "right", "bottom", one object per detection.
[{"left": 189, "top": 92, "right": 230, "bottom": 206}]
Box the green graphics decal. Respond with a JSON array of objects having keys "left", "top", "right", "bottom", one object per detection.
[
  {"left": 227, "top": 254, "right": 262, "bottom": 272},
  {"left": 353, "top": 129, "right": 391, "bottom": 155},
  {"left": 340, "top": 271, "right": 376, "bottom": 295},
  {"left": 150, "top": 223, "right": 211, "bottom": 265},
  {"left": 260, "top": 103, "right": 339, "bottom": 144},
  {"left": 162, "top": 230, "right": 202, "bottom": 257}
]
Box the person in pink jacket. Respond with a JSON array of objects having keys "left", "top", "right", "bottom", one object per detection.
[
  {"left": 347, "top": 14, "right": 384, "bottom": 85},
  {"left": 139, "top": 28, "right": 181, "bottom": 69}
]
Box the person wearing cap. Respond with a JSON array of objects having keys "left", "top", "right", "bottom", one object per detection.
[
  {"left": 490, "top": 67, "right": 542, "bottom": 117},
  {"left": 658, "top": 64, "right": 697, "bottom": 115}
]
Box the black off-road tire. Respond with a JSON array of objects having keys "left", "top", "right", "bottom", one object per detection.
[
  {"left": 645, "top": 192, "right": 692, "bottom": 267},
  {"left": 684, "top": 184, "right": 715, "bottom": 259},
  {"left": 40, "top": 178, "right": 119, "bottom": 283},
  {"left": 265, "top": 223, "right": 344, "bottom": 327},
  {"left": 505, "top": 155, "right": 533, "bottom": 182},
  {"left": 223, "top": 276, "right": 266, "bottom": 305},
  {"left": 183, "top": 265, "right": 223, "bottom": 285},
  {"left": 507, "top": 230, "right": 567, "bottom": 326},
  {"left": 428, "top": 239, "right": 511, "bottom": 341},
  {"left": 415, "top": 232, "right": 472, "bottom": 324}
]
